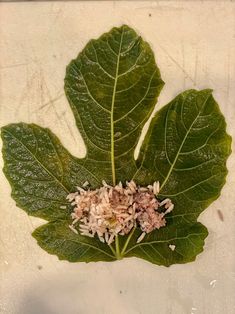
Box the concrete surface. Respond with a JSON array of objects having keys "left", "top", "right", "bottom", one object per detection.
[{"left": 0, "top": 1, "right": 235, "bottom": 314}]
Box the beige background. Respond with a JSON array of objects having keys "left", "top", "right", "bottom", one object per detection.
[{"left": 0, "top": 1, "right": 235, "bottom": 314}]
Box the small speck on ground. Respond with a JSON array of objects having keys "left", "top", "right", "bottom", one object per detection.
[
  {"left": 119, "top": 290, "right": 122, "bottom": 294},
  {"left": 149, "top": 13, "right": 152, "bottom": 17},
  {"left": 37, "top": 265, "right": 43, "bottom": 270}
]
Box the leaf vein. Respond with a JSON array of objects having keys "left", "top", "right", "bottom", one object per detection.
[{"left": 114, "top": 69, "right": 157, "bottom": 124}]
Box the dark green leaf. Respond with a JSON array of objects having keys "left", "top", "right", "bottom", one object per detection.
[{"left": 1, "top": 25, "right": 231, "bottom": 266}]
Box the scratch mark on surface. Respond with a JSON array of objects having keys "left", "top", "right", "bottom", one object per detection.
[
  {"left": 27, "top": 216, "right": 34, "bottom": 231},
  {"left": 37, "top": 93, "right": 64, "bottom": 111},
  {"left": 0, "top": 63, "right": 28, "bottom": 70},
  {"left": 135, "top": 4, "right": 188, "bottom": 12},
  {"left": 44, "top": 3, "right": 64, "bottom": 43},
  {"left": 225, "top": 48, "right": 230, "bottom": 109},
  {"left": 39, "top": 68, "right": 44, "bottom": 108},
  {"left": 55, "top": 6, "right": 63, "bottom": 22},
  {"left": 63, "top": 113, "right": 78, "bottom": 144},
  {"left": 15, "top": 66, "right": 36, "bottom": 118},
  {"left": 181, "top": 41, "right": 186, "bottom": 89},
  {"left": 194, "top": 47, "right": 198, "bottom": 86},
  {"left": 42, "top": 76, "right": 62, "bottom": 123},
  {"left": 217, "top": 209, "right": 224, "bottom": 222},
  {"left": 0, "top": 237, "right": 6, "bottom": 250},
  {"left": 158, "top": 44, "right": 197, "bottom": 86},
  {"left": 59, "top": 111, "right": 66, "bottom": 119}
]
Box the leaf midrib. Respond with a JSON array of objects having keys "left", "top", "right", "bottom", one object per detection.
[{"left": 111, "top": 28, "right": 124, "bottom": 185}]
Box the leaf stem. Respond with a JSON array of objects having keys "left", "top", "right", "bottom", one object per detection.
[
  {"left": 121, "top": 226, "right": 136, "bottom": 256},
  {"left": 115, "top": 234, "right": 122, "bottom": 259}
]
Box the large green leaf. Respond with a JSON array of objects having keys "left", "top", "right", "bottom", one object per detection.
[{"left": 1, "top": 25, "right": 231, "bottom": 266}]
